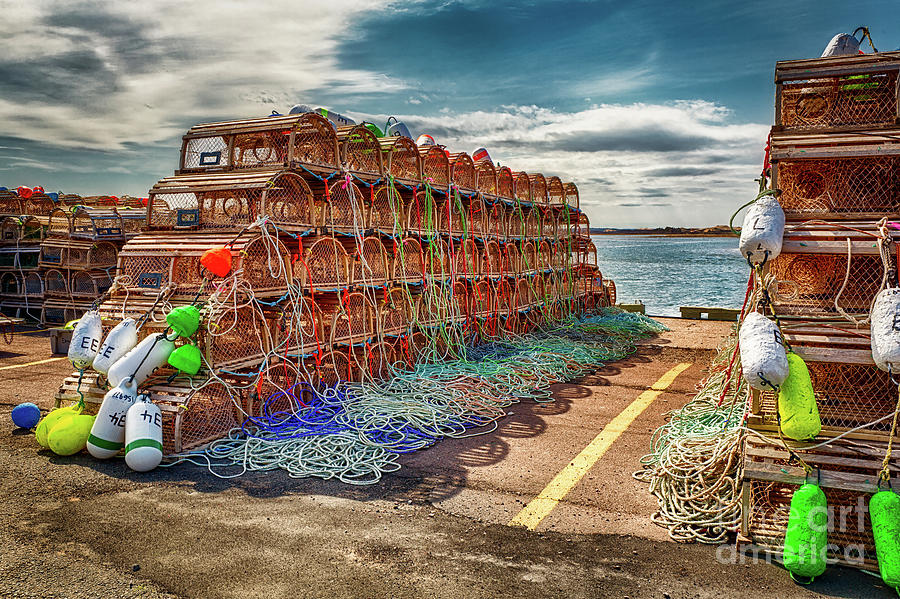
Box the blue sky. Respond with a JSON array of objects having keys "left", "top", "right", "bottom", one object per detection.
[{"left": 1, "top": 0, "right": 898, "bottom": 227}]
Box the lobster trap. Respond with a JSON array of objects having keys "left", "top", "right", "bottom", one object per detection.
[
  {"left": 325, "top": 291, "right": 377, "bottom": 346},
  {"left": 496, "top": 166, "right": 515, "bottom": 200},
  {"left": 116, "top": 232, "right": 291, "bottom": 299},
  {"left": 148, "top": 170, "right": 316, "bottom": 233},
  {"left": 0, "top": 272, "right": 42, "bottom": 298},
  {"left": 406, "top": 189, "right": 439, "bottom": 238},
  {"left": 564, "top": 182, "right": 579, "bottom": 210},
  {"left": 272, "top": 295, "right": 325, "bottom": 358},
  {"left": 775, "top": 53, "right": 900, "bottom": 133},
  {"left": 520, "top": 241, "right": 539, "bottom": 275},
  {"left": 320, "top": 179, "right": 367, "bottom": 236},
  {"left": 467, "top": 194, "right": 487, "bottom": 239},
  {"left": 529, "top": 174, "right": 548, "bottom": 206},
  {"left": 68, "top": 270, "right": 112, "bottom": 299},
  {"left": 153, "top": 381, "right": 243, "bottom": 455},
  {"left": 0, "top": 190, "right": 23, "bottom": 216},
  {"left": 296, "top": 236, "right": 350, "bottom": 291},
  {"left": 350, "top": 236, "right": 391, "bottom": 287},
  {"left": 547, "top": 176, "right": 564, "bottom": 207},
  {"left": 448, "top": 152, "right": 476, "bottom": 192},
  {"left": 486, "top": 201, "right": 507, "bottom": 241},
  {"left": 475, "top": 160, "right": 497, "bottom": 198},
  {"left": 392, "top": 237, "right": 425, "bottom": 284},
  {"left": 39, "top": 239, "right": 117, "bottom": 271},
  {"left": 512, "top": 171, "right": 532, "bottom": 205},
  {"left": 482, "top": 240, "right": 504, "bottom": 278},
  {"left": 337, "top": 124, "right": 384, "bottom": 179},
  {"left": 71, "top": 207, "right": 142, "bottom": 241},
  {"left": 41, "top": 299, "right": 93, "bottom": 325},
  {"left": 317, "top": 348, "right": 353, "bottom": 388},
  {"left": 572, "top": 211, "right": 591, "bottom": 241},
  {"left": 43, "top": 269, "right": 68, "bottom": 298},
  {"left": 423, "top": 238, "right": 452, "bottom": 282},
  {"left": 0, "top": 215, "right": 43, "bottom": 245},
  {"left": 22, "top": 193, "right": 55, "bottom": 219},
  {"left": 377, "top": 287, "right": 414, "bottom": 337},
  {"left": 437, "top": 196, "right": 466, "bottom": 238},
  {"left": 47, "top": 208, "right": 72, "bottom": 238},
  {"left": 369, "top": 184, "right": 404, "bottom": 236},
  {"left": 452, "top": 238, "right": 480, "bottom": 279},
  {"left": 505, "top": 242, "right": 522, "bottom": 276},
  {"left": 379, "top": 136, "right": 422, "bottom": 184},
  {"left": 472, "top": 279, "right": 494, "bottom": 317},
  {"left": 204, "top": 303, "right": 275, "bottom": 370},
  {"left": 419, "top": 146, "right": 450, "bottom": 189}
]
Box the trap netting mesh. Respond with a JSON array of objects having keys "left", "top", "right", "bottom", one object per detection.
[{"left": 779, "top": 70, "right": 897, "bottom": 132}]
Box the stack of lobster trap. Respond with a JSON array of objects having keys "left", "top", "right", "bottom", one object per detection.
[
  {"left": 54, "top": 110, "right": 612, "bottom": 456},
  {"left": 739, "top": 51, "right": 900, "bottom": 571},
  {"left": 0, "top": 190, "right": 146, "bottom": 323}
]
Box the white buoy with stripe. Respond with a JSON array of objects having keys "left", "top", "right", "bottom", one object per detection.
[
  {"left": 67, "top": 311, "right": 103, "bottom": 370},
  {"left": 87, "top": 379, "right": 139, "bottom": 459},
  {"left": 871, "top": 288, "right": 900, "bottom": 373},
  {"left": 106, "top": 333, "right": 176, "bottom": 388},
  {"left": 739, "top": 193, "right": 785, "bottom": 267},
  {"left": 739, "top": 312, "right": 789, "bottom": 391},
  {"left": 92, "top": 318, "right": 139, "bottom": 375},
  {"left": 124, "top": 395, "right": 163, "bottom": 472}
]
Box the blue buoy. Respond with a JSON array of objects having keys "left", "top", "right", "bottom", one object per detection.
[{"left": 12, "top": 402, "right": 41, "bottom": 429}]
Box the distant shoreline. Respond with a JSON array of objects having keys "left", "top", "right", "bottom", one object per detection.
[
  {"left": 592, "top": 231, "right": 735, "bottom": 238},
  {"left": 590, "top": 226, "right": 736, "bottom": 238}
]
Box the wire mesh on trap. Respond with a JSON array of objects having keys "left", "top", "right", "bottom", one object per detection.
[
  {"left": 475, "top": 160, "right": 497, "bottom": 197},
  {"left": 539, "top": 241, "right": 553, "bottom": 272},
  {"left": 540, "top": 210, "right": 557, "bottom": 242},
  {"left": 23, "top": 194, "right": 54, "bottom": 217},
  {"left": 47, "top": 209, "right": 72, "bottom": 237},
  {"left": 769, "top": 251, "right": 885, "bottom": 317},
  {"left": 468, "top": 194, "right": 487, "bottom": 238},
  {"left": 232, "top": 129, "right": 290, "bottom": 170},
  {"left": 547, "top": 176, "right": 564, "bottom": 207},
  {"left": 437, "top": 197, "right": 466, "bottom": 237},
  {"left": 775, "top": 156, "right": 900, "bottom": 218},
  {"left": 406, "top": 189, "right": 439, "bottom": 237},
  {"left": 419, "top": 146, "right": 450, "bottom": 189},
  {"left": 573, "top": 212, "right": 591, "bottom": 240},
  {"left": 290, "top": 112, "right": 341, "bottom": 172},
  {"left": 496, "top": 167, "right": 515, "bottom": 200},
  {"left": 43, "top": 269, "right": 68, "bottom": 297},
  {"left": 393, "top": 236, "right": 424, "bottom": 284},
  {"left": 337, "top": 124, "right": 384, "bottom": 177},
  {"left": 524, "top": 208, "right": 541, "bottom": 239},
  {"left": 515, "top": 277, "right": 534, "bottom": 310},
  {"left": 0, "top": 216, "right": 39, "bottom": 245},
  {"left": 379, "top": 136, "right": 421, "bottom": 183},
  {"left": 423, "top": 239, "right": 452, "bottom": 281},
  {"left": 69, "top": 270, "right": 111, "bottom": 298},
  {"left": 298, "top": 236, "right": 350, "bottom": 291},
  {"left": 350, "top": 236, "right": 390, "bottom": 287},
  {"left": 473, "top": 279, "right": 493, "bottom": 317},
  {"left": 204, "top": 304, "right": 273, "bottom": 370},
  {"left": 452, "top": 238, "right": 480, "bottom": 279},
  {"left": 778, "top": 70, "right": 898, "bottom": 132},
  {"left": 317, "top": 348, "right": 353, "bottom": 388},
  {"left": 482, "top": 240, "right": 504, "bottom": 277},
  {"left": 448, "top": 152, "right": 476, "bottom": 191},
  {"left": 520, "top": 241, "right": 539, "bottom": 274},
  {"left": 378, "top": 287, "right": 413, "bottom": 337},
  {"left": 328, "top": 291, "right": 376, "bottom": 346},
  {"left": 487, "top": 202, "right": 507, "bottom": 241},
  {"left": 321, "top": 179, "right": 366, "bottom": 235},
  {"left": 528, "top": 174, "right": 548, "bottom": 206},
  {"left": 71, "top": 208, "right": 125, "bottom": 240},
  {"left": 370, "top": 184, "right": 404, "bottom": 236},
  {"left": 0, "top": 191, "right": 23, "bottom": 216},
  {"left": 505, "top": 242, "right": 522, "bottom": 276},
  {"left": 274, "top": 296, "right": 324, "bottom": 358},
  {"left": 21, "top": 272, "right": 43, "bottom": 297},
  {"left": 564, "top": 182, "right": 579, "bottom": 210},
  {"left": 156, "top": 382, "right": 241, "bottom": 455},
  {"left": 507, "top": 205, "right": 526, "bottom": 240},
  {"left": 759, "top": 359, "right": 899, "bottom": 436},
  {"left": 449, "top": 280, "right": 471, "bottom": 322},
  {"left": 0, "top": 272, "right": 21, "bottom": 296}
]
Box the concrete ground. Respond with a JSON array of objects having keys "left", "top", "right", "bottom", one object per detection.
[{"left": 0, "top": 318, "right": 893, "bottom": 598}]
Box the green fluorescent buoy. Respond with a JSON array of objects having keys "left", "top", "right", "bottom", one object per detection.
[
  {"left": 783, "top": 483, "right": 827, "bottom": 583},
  {"left": 778, "top": 352, "right": 821, "bottom": 441},
  {"left": 871, "top": 490, "right": 900, "bottom": 590}
]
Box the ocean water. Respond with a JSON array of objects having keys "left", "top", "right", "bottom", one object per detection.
[{"left": 591, "top": 235, "right": 748, "bottom": 317}]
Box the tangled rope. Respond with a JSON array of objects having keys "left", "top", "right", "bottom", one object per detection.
[
  {"left": 634, "top": 332, "right": 748, "bottom": 544},
  {"left": 166, "top": 309, "right": 667, "bottom": 484}
]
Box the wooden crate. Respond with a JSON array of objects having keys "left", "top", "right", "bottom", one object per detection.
[{"left": 774, "top": 52, "right": 900, "bottom": 134}]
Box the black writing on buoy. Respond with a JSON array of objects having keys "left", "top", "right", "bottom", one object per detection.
[
  {"left": 101, "top": 344, "right": 116, "bottom": 358},
  {"left": 81, "top": 337, "right": 100, "bottom": 351},
  {"left": 140, "top": 410, "right": 162, "bottom": 428}
]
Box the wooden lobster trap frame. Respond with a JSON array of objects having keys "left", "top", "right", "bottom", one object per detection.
[
  {"left": 496, "top": 167, "right": 515, "bottom": 201},
  {"left": 0, "top": 215, "right": 43, "bottom": 245},
  {"left": 771, "top": 129, "right": 900, "bottom": 220},
  {"left": 369, "top": 183, "right": 405, "bottom": 236},
  {"left": 148, "top": 170, "right": 316, "bottom": 234},
  {"left": 204, "top": 303, "right": 275, "bottom": 370},
  {"left": 337, "top": 124, "right": 384, "bottom": 180},
  {"left": 179, "top": 112, "right": 340, "bottom": 176},
  {"left": 378, "top": 287, "right": 414, "bottom": 337},
  {"left": 327, "top": 291, "right": 377, "bottom": 346},
  {"left": 419, "top": 146, "right": 450, "bottom": 190},
  {"left": 448, "top": 152, "right": 477, "bottom": 193},
  {"left": 575, "top": 241, "right": 599, "bottom": 270},
  {"left": 116, "top": 232, "right": 291, "bottom": 299},
  {"left": 452, "top": 238, "right": 480, "bottom": 280},
  {"left": 415, "top": 285, "right": 450, "bottom": 327},
  {"left": 482, "top": 240, "right": 504, "bottom": 279},
  {"left": 0, "top": 246, "right": 39, "bottom": 271},
  {"left": 41, "top": 299, "right": 92, "bottom": 326},
  {"left": 496, "top": 278, "right": 515, "bottom": 317},
  {"left": 272, "top": 295, "right": 325, "bottom": 359},
  {"left": 604, "top": 279, "right": 617, "bottom": 305},
  {"left": 406, "top": 188, "right": 440, "bottom": 238},
  {"left": 317, "top": 348, "right": 354, "bottom": 388},
  {"left": 437, "top": 196, "right": 467, "bottom": 238},
  {"left": 449, "top": 280, "right": 471, "bottom": 323},
  {"left": 320, "top": 178, "right": 367, "bottom": 236},
  {"left": 547, "top": 176, "right": 564, "bottom": 207},
  {"left": 556, "top": 209, "right": 574, "bottom": 242},
  {"left": 70, "top": 207, "right": 133, "bottom": 241},
  {"left": 538, "top": 240, "right": 554, "bottom": 272},
  {"left": 69, "top": 270, "right": 112, "bottom": 299},
  {"left": 520, "top": 241, "right": 539, "bottom": 275},
  {"left": 506, "top": 204, "right": 526, "bottom": 240},
  {"left": 774, "top": 52, "right": 900, "bottom": 134},
  {"left": 572, "top": 211, "right": 591, "bottom": 241},
  {"left": 39, "top": 239, "right": 117, "bottom": 271},
  {"left": 505, "top": 242, "right": 522, "bottom": 277},
  {"left": 46, "top": 208, "right": 72, "bottom": 238},
  {"left": 512, "top": 172, "right": 532, "bottom": 205},
  {"left": 524, "top": 207, "right": 541, "bottom": 239},
  {"left": 0, "top": 190, "right": 23, "bottom": 216},
  {"left": 43, "top": 269, "right": 69, "bottom": 298},
  {"left": 379, "top": 136, "right": 422, "bottom": 185},
  {"left": 423, "top": 238, "right": 452, "bottom": 282},
  {"left": 515, "top": 276, "right": 534, "bottom": 311},
  {"left": 467, "top": 194, "right": 487, "bottom": 239},
  {"left": 153, "top": 381, "right": 242, "bottom": 455},
  {"left": 23, "top": 193, "right": 55, "bottom": 220},
  {"left": 528, "top": 174, "right": 549, "bottom": 206},
  {"left": 564, "top": 182, "right": 579, "bottom": 210},
  {"left": 472, "top": 279, "right": 494, "bottom": 318},
  {"left": 551, "top": 241, "right": 570, "bottom": 271},
  {"left": 540, "top": 208, "right": 557, "bottom": 241},
  {"left": 350, "top": 236, "right": 391, "bottom": 288},
  {"left": 295, "top": 236, "right": 350, "bottom": 292},
  {"left": 486, "top": 201, "right": 507, "bottom": 241},
  {"left": 392, "top": 236, "right": 425, "bottom": 285},
  {"left": 475, "top": 160, "right": 497, "bottom": 199}
]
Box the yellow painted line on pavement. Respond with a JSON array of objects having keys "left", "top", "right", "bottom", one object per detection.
[
  {"left": 509, "top": 362, "right": 693, "bottom": 530},
  {"left": 0, "top": 357, "right": 67, "bottom": 371}
]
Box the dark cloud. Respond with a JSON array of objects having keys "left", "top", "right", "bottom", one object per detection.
[
  {"left": 644, "top": 166, "right": 720, "bottom": 177},
  {"left": 544, "top": 127, "right": 719, "bottom": 153},
  {"left": 636, "top": 187, "right": 669, "bottom": 197},
  {"left": 618, "top": 201, "right": 672, "bottom": 207}
]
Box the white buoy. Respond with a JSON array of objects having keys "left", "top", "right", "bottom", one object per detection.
[
  {"left": 87, "top": 379, "right": 139, "bottom": 459},
  {"left": 124, "top": 396, "right": 163, "bottom": 472},
  {"left": 871, "top": 288, "right": 900, "bottom": 373},
  {"left": 822, "top": 33, "right": 861, "bottom": 57},
  {"left": 739, "top": 312, "right": 789, "bottom": 391},
  {"left": 106, "top": 333, "right": 175, "bottom": 388},
  {"left": 739, "top": 194, "right": 785, "bottom": 267},
  {"left": 67, "top": 311, "right": 103, "bottom": 370},
  {"left": 92, "top": 318, "right": 139, "bottom": 375}
]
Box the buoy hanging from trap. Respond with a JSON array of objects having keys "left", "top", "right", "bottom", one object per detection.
[
  {"left": 106, "top": 333, "right": 176, "bottom": 388},
  {"left": 871, "top": 490, "right": 900, "bottom": 591},
  {"left": 778, "top": 352, "right": 821, "bottom": 441},
  {"left": 167, "top": 343, "right": 202, "bottom": 375},
  {"left": 124, "top": 396, "right": 163, "bottom": 472},
  {"left": 92, "top": 318, "right": 139, "bottom": 375},
  {"left": 871, "top": 288, "right": 900, "bottom": 373},
  {"left": 67, "top": 311, "right": 103, "bottom": 370},
  {"left": 783, "top": 483, "right": 828, "bottom": 583},
  {"left": 384, "top": 116, "right": 412, "bottom": 139},
  {"left": 738, "top": 193, "right": 784, "bottom": 267},
  {"left": 87, "top": 379, "right": 140, "bottom": 459},
  {"left": 165, "top": 306, "right": 201, "bottom": 338},
  {"left": 200, "top": 246, "right": 232, "bottom": 277},
  {"left": 739, "top": 312, "right": 789, "bottom": 391}
]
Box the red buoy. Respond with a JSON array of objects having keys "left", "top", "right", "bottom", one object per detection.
[{"left": 200, "top": 246, "right": 232, "bottom": 277}]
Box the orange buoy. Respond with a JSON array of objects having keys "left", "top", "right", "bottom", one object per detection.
[
  {"left": 201, "top": 246, "right": 232, "bottom": 277},
  {"left": 16, "top": 186, "right": 33, "bottom": 199}
]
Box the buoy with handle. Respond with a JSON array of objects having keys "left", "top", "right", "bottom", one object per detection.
[
  {"left": 871, "top": 288, "right": 900, "bottom": 373},
  {"left": 124, "top": 395, "right": 164, "bottom": 472},
  {"left": 106, "top": 333, "right": 176, "bottom": 388},
  {"left": 87, "top": 379, "right": 139, "bottom": 459},
  {"left": 738, "top": 190, "right": 784, "bottom": 267},
  {"left": 739, "top": 312, "right": 789, "bottom": 391},
  {"left": 782, "top": 483, "right": 828, "bottom": 583},
  {"left": 92, "top": 318, "right": 139, "bottom": 375},
  {"left": 67, "top": 311, "right": 103, "bottom": 370},
  {"left": 778, "top": 352, "right": 821, "bottom": 441},
  {"left": 871, "top": 490, "right": 900, "bottom": 591}
]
